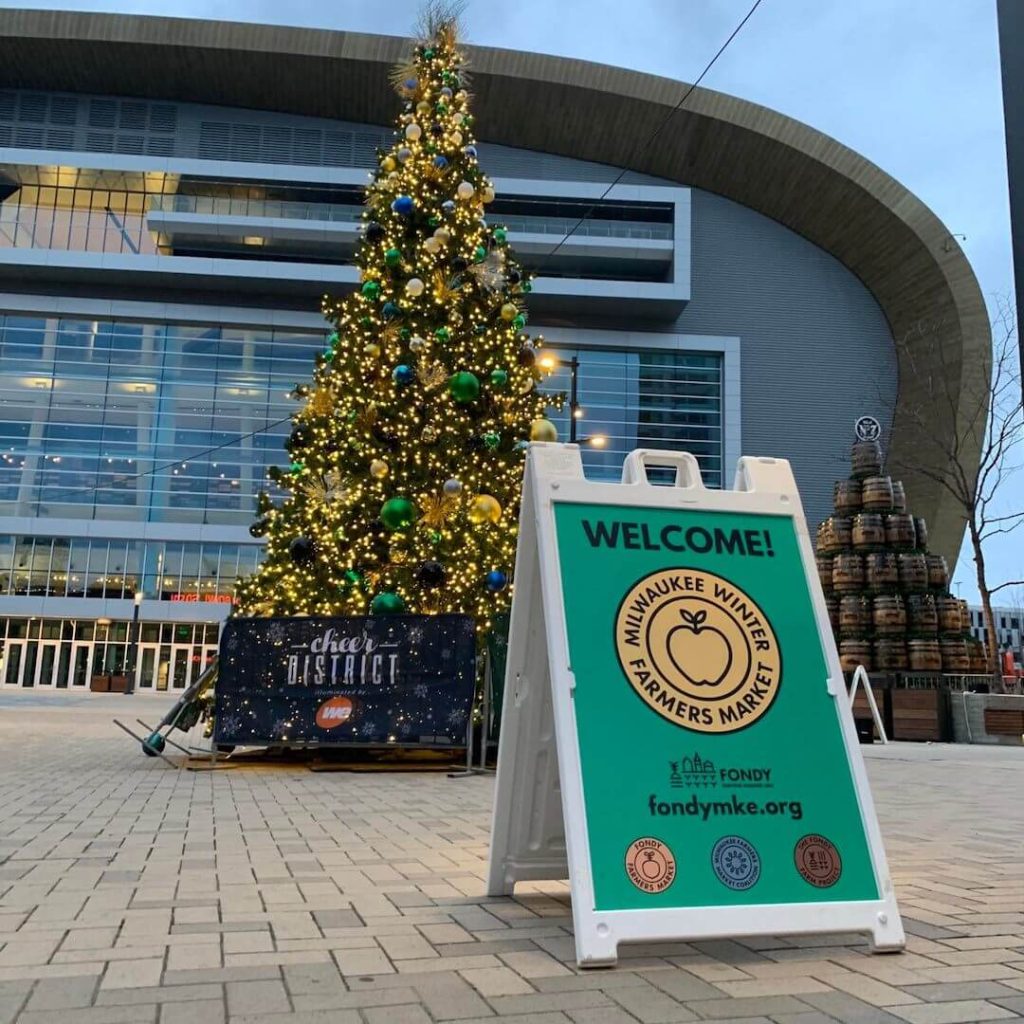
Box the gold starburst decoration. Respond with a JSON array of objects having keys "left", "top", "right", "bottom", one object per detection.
[
  {"left": 303, "top": 469, "right": 349, "bottom": 506},
  {"left": 304, "top": 386, "right": 335, "bottom": 418},
  {"left": 353, "top": 403, "right": 379, "bottom": 432},
  {"left": 468, "top": 250, "right": 507, "bottom": 292},
  {"left": 389, "top": 60, "right": 420, "bottom": 97},
  {"left": 381, "top": 321, "right": 403, "bottom": 347},
  {"left": 419, "top": 493, "right": 459, "bottom": 528},
  {"left": 432, "top": 270, "right": 462, "bottom": 304},
  {"left": 418, "top": 361, "right": 448, "bottom": 390}
]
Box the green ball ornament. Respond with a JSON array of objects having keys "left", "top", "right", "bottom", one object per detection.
[
  {"left": 436, "top": 103, "right": 449, "bottom": 115},
  {"left": 370, "top": 592, "right": 406, "bottom": 614},
  {"left": 399, "top": 327, "right": 411, "bottom": 340},
  {"left": 435, "top": 327, "right": 451, "bottom": 342},
  {"left": 520, "top": 280, "right": 533, "bottom": 293},
  {"left": 512, "top": 314, "right": 526, "bottom": 331},
  {"left": 493, "top": 227, "right": 507, "bottom": 243},
  {"left": 380, "top": 496, "right": 416, "bottom": 531},
  {"left": 423, "top": 47, "right": 435, "bottom": 58},
  {"left": 384, "top": 248, "right": 401, "bottom": 266},
  {"left": 345, "top": 569, "right": 363, "bottom": 586},
  {"left": 449, "top": 371, "right": 480, "bottom": 403},
  {"left": 327, "top": 331, "right": 339, "bottom": 344},
  {"left": 483, "top": 431, "right": 501, "bottom": 450},
  {"left": 361, "top": 280, "right": 381, "bottom": 299},
  {"left": 427, "top": 216, "right": 440, "bottom": 228},
  {"left": 490, "top": 368, "right": 509, "bottom": 388},
  {"left": 289, "top": 461, "right": 304, "bottom": 474},
  {"left": 473, "top": 245, "right": 487, "bottom": 263}
]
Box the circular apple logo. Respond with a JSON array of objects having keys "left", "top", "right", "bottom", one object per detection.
[
  {"left": 666, "top": 609, "right": 733, "bottom": 688},
  {"left": 615, "top": 569, "right": 781, "bottom": 734}
]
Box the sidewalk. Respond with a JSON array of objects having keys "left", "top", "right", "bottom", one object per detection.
[{"left": 1, "top": 695, "right": 1023, "bottom": 1024}]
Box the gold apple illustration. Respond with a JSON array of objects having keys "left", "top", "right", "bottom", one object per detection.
[{"left": 666, "top": 608, "right": 733, "bottom": 687}]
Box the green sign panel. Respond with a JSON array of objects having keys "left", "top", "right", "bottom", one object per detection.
[{"left": 553, "top": 500, "right": 879, "bottom": 912}]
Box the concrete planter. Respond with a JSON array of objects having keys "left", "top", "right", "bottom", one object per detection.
[{"left": 950, "top": 692, "right": 1024, "bottom": 745}]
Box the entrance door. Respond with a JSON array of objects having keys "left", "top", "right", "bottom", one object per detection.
[
  {"left": 136, "top": 644, "right": 160, "bottom": 692},
  {"left": 55, "top": 643, "right": 73, "bottom": 689},
  {"left": 20, "top": 642, "right": 39, "bottom": 688},
  {"left": 169, "top": 645, "right": 192, "bottom": 691},
  {"left": 35, "top": 641, "right": 60, "bottom": 688},
  {"left": 70, "top": 644, "right": 92, "bottom": 688},
  {"left": 2, "top": 642, "right": 24, "bottom": 687}
]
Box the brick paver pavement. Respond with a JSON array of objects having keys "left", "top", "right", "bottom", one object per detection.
[{"left": 1, "top": 691, "right": 1023, "bottom": 1024}]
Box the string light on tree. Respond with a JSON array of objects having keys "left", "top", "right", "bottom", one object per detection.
[{"left": 234, "top": 4, "right": 561, "bottom": 632}]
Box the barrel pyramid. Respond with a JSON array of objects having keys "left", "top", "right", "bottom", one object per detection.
[{"left": 816, "top": 439, "right": 988, "bottom": 675}]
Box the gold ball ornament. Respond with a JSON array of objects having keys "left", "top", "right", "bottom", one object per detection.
[
  {"left": 424, "top": 236, "right": 441, "bottom": 254},
  {"left": 416, "top": 101, "right": 431, "bottom": 116},
  {"left": 468, "top": 494, "right": 502, "bottom": 525},
  {"left": 405, "top": 122, "right": 422, "bottom": 141},
  {"left": 453, "top": 112, "right": 465, "bottom": 125},
  {"left": 457, "top": 181, "right": 475, "bottom": 200},
  {"left": 369, "top": 459, "right": 389, "bottom": 479},
  {"left": 382, "top": 156, "right": 396, "bottom": 172},
  {"left": 387, "top": 171, "right": 399, "bottom": 183},
  {"left": 530, "top": 418, "right": 558, "bottom": 442},
  {"left": 451, "top": 130, "right": 463, "bottom": 147},
  {"left": 421, "top": 425, "right": 440, "bottom": 443},
  {"left": 482, "top": 186, "right": 496, "bottom": 203},
  {"left": 433, "top": 227, "right": 450, "bottom": 243},
  {"left": 500, "top": 302, "right": 518, "bottom": 321},
  {"left": 406, "top": 277, "right": 425, "bottom": 297},
  {"left": 364, "top": 342, "right": 381, "bottom": 358}
]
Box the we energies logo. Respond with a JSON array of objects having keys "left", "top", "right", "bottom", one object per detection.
[{"left": 615, "top": 569, "right": 781, "bottom": 734}]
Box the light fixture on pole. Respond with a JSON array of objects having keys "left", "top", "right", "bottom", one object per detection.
[{"left": 125, "top": 590, "right": 143, "bottom": 695}]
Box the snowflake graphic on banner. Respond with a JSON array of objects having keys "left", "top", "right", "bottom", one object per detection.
[
  {"left": 414, "top": 683, "right": 429, "bottom": 699},
  {"left": 447, "top": 707, "right": 468, "bottom": 727},
  {"left": 272, "top": 717, "right": 292, "bottom": 737},
  {"left": 220, "top": 714, "right": 242, "bottom": 735},
  {"left": 264, "top": 622, "right": 287, "bottom": 645},
  {"left": 407, "top": 625, "right": 425, "bottom": 644}
]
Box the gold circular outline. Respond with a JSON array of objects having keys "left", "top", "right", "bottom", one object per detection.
[{"left": 614, "top": 567, "right": 782, "bottom": 734}]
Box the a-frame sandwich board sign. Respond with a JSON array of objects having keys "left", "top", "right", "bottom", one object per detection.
[{"left": 487, "top": 444, "right": 904, "bottom": 967}]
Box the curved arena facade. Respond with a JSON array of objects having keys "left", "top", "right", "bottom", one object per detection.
[{"left": 0, "top": 10, "right": 989, "bottom": 692}]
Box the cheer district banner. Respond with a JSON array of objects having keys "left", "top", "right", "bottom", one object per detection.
[{"left": 214, "top": 615, "right": 476, "bottom": 747}]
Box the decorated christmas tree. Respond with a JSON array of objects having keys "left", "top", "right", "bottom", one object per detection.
[{"left": 235, "top": 8, "right": 558, "bottom": 633}]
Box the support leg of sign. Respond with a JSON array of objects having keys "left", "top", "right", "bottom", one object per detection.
[
  {"left": 112, "top": 718, "right": 179, "bottom": 768},
  {"left": 448, "top": 652, "right": 496, "bottom": 778},
  {"left": 135, "top": 719, "right": 192, "bottom": 756},
  {"left": 849, "top": 665, "right": 888, "bottom": 744}
]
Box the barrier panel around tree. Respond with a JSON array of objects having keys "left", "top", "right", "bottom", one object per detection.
[{"left": 215, "top": 615, "right": 475, "bottom": 748}]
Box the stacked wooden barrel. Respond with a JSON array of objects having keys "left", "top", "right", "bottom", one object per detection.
[{"left": 816, "top": 438, "right": 987, "bottom": 675}]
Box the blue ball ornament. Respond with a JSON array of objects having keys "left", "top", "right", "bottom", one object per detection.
[
  {"left": 381, "top": 301, "right": 401, "bottom": 321},
  {"left": 403, "top": 78, "right": 418, "bottom": 91},
  {"left": 464, "top": 145, "right": 477, "bottom": 158},
  {"left": 392, "top": 195, "right": 414, "bottom": 216},
  {"left": 392, "top": 364, "right": 414, "bottom": 386},
  {"left": 485, "top": 570, "right": 508, "bottom": 593},
  {"left": 433, "top": 155, "right": 449, "bottom": 169},
  {"left": 441, "top": 200, "right": 456, "bottom": 215}
]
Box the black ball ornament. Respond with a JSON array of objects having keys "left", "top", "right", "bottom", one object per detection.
[
  {"left": 507, "top": 269, "right": 521, "bottom": 284},
  {"left": 289, "top": 536, "right": 316, "bottom": 565},
  {"left": 249, "top": 519, "right": 269, "bottom": 538},
  {"left": 365, "top": 221, "right": 385, "bottom": 242},
  {"left": 517, "top": 345, "right": 537, "bottom": 367},
  {"left": 284, "top": 425, "right": 311, "bottom": 452},
  {"left": 416, "top": 560, "right": 446, "bottom": 589},
  {"left": 451, "top": 256, "right": 468, "bottom": 273}
]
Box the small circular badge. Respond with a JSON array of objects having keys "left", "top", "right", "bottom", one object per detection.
[
  {"left": 794, "top": 834, "right": 842, "bottom": 888},
  {"left": 854, "top": 415, "right": 881, "bottom": 442},
  {"left": 711, "top": 835, "right": 761, "bottom": 891},
  {"left": 625, "top": 838, "right": 676, "bottom": 894}
]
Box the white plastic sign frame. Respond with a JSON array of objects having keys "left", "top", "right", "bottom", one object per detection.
[{"left": 487, "top": 443, "right": 904, "bottom": 967}]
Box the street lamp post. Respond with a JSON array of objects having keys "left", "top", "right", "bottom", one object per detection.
[{"left": 125, "top": 590, "right": 143, "bottom": 695}]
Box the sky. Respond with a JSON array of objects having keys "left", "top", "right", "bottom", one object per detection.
[{"left": 2, "top": 0, "right": 1018, "bottom": 604}]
